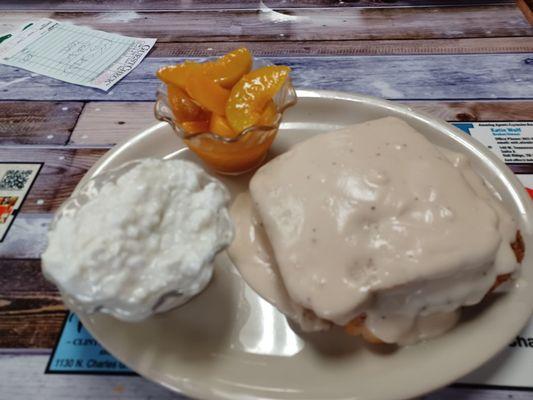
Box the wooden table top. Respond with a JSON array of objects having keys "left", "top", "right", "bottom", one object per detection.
[{"left": 0, "top": 1, "right": 532, "bottom": 399}]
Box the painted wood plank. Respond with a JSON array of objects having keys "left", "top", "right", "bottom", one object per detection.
[
  {"left": 518, "top": 0, "right": 533, "bottom": 25},
  {"left": 0, "top": 102, "right": 82, "bottom": 145},
  {"left": 0, "top": 0, "right": 516, "bottom": 11},
  {"left": 0, "top": 214, "right": 51, "bottom": 258},
  {"left": 0, "top": 54, "right": 531, "bottom": 101},
  {"left": 0, "top": 259, "right": 55, "bottom": 293},
  {"left": 70, "top": 102, "right": 157, "bottom": 146},
  {"left": 0, "top": 148, "right": 109, "bottom": 213},
  {"left": 151, "top": 37, "right": 533, "bottom": 57},
  {"left": 0, "top": 259, "right": 65, "bottom": 349},
  {"left": 69, "top": 100, "right": 533, "bottom": 146},
  {"left": 1, "top": 6, "right": 531, "bottom": 43}
]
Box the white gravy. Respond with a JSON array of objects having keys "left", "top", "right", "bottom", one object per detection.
[{"left": 228, "top": 117, "right": 519, "bottom": 344}]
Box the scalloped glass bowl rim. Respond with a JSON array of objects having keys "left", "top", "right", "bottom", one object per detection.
[{"left": 153, "top": 58, "right": 297, "bottom": 143}]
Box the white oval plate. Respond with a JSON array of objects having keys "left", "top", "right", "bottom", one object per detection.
[{"left": 77, "top": 90, "right": 533, "bottom": 400}]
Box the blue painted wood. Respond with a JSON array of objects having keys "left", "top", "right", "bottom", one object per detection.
[
  {"left": 0, "top": 54, "right": 532, "bottom": 101},
  {"left": 0, "top": 0, "right": 517, "bottom": 11},
  {"left": 3, "top": 6, "right": 530, "bottom": 43}
]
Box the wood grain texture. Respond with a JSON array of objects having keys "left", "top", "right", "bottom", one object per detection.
[
  {"left": 1, "top": 6, "right": 531, "bottom": 43},
  {"left": 0, "top": 214, "right": 51, "bottom": 259},
  {"left": 1, "top": 54, "right": 532, "bottom": 101},
  {"left": 151, "top": 37, "right": 533, "bottom": 57},
  {"left": 70, "top": 102, "right": 157, "bottom": 146},
  {"left": 0, "top": 148, "right": 108, "bottom": 213},
  {"left": 0, "top": 259, "right": 53, "bottom": 293},
  {"left": 0, "top": 0, "right": 516, "bottom": 11},
  {"left": 69, "top": 100, "right": 533, "bottom": 146},
  {"left": 0, "top": 102, "right": 82, "bottom": 145},
  {"left": 0, "top": 259, "right": 65, "bottom": 349}
]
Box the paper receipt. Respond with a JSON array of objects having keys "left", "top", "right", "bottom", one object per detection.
[{"left": 0, "top": 18, "right": 156, "bottom": 91}]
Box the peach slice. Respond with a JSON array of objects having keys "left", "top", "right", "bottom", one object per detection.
[
  {"left": 156, "top": 60, "right": 195, "bottom": 88},
  {"left": 209, "top": 114, "right": 236, "bottom": 138},
  {"left": 181, "top": 120, "right": 210, "bottom": 135},
  {"left": 167, "top": 84, "right": 209, "bottom": 122},
  {"left": 258, "top": 100, "right": 278, "bottom": 126},
  {"left": 185, "top": 67, "right": 230, "bottom": 116},
  {"left": 156, "top": 48, "right": 252, "bottom": 90},
  {"left": 226, "top": 65, "right": 290, "bottom": 133},
  {"left": 201, "top": 47, "right": 253, "bottom": 89},
  {"left": 209, "top": 101, "right": 276, "bottom": 140}
]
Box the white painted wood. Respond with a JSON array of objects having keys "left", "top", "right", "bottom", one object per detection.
[
  {"left": 1, "top": 54, "right": 532, "bottom": 101},
  {"left": 0, "top": 12, "right": 50, "bottom": 35},
  {"left": 0, "top": 214, "right": 51, "bottom": 258},
  {"left": 70, "top": 102, "right": 156, "bottom": 146}
]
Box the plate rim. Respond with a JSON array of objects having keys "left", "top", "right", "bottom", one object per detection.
[{"left": 76, "top": 89, "right": 533, "bottom": 400}]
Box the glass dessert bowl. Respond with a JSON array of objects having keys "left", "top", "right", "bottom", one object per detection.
[{"left": 154, "top": 58, "right": 297, "bottom": 175}]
